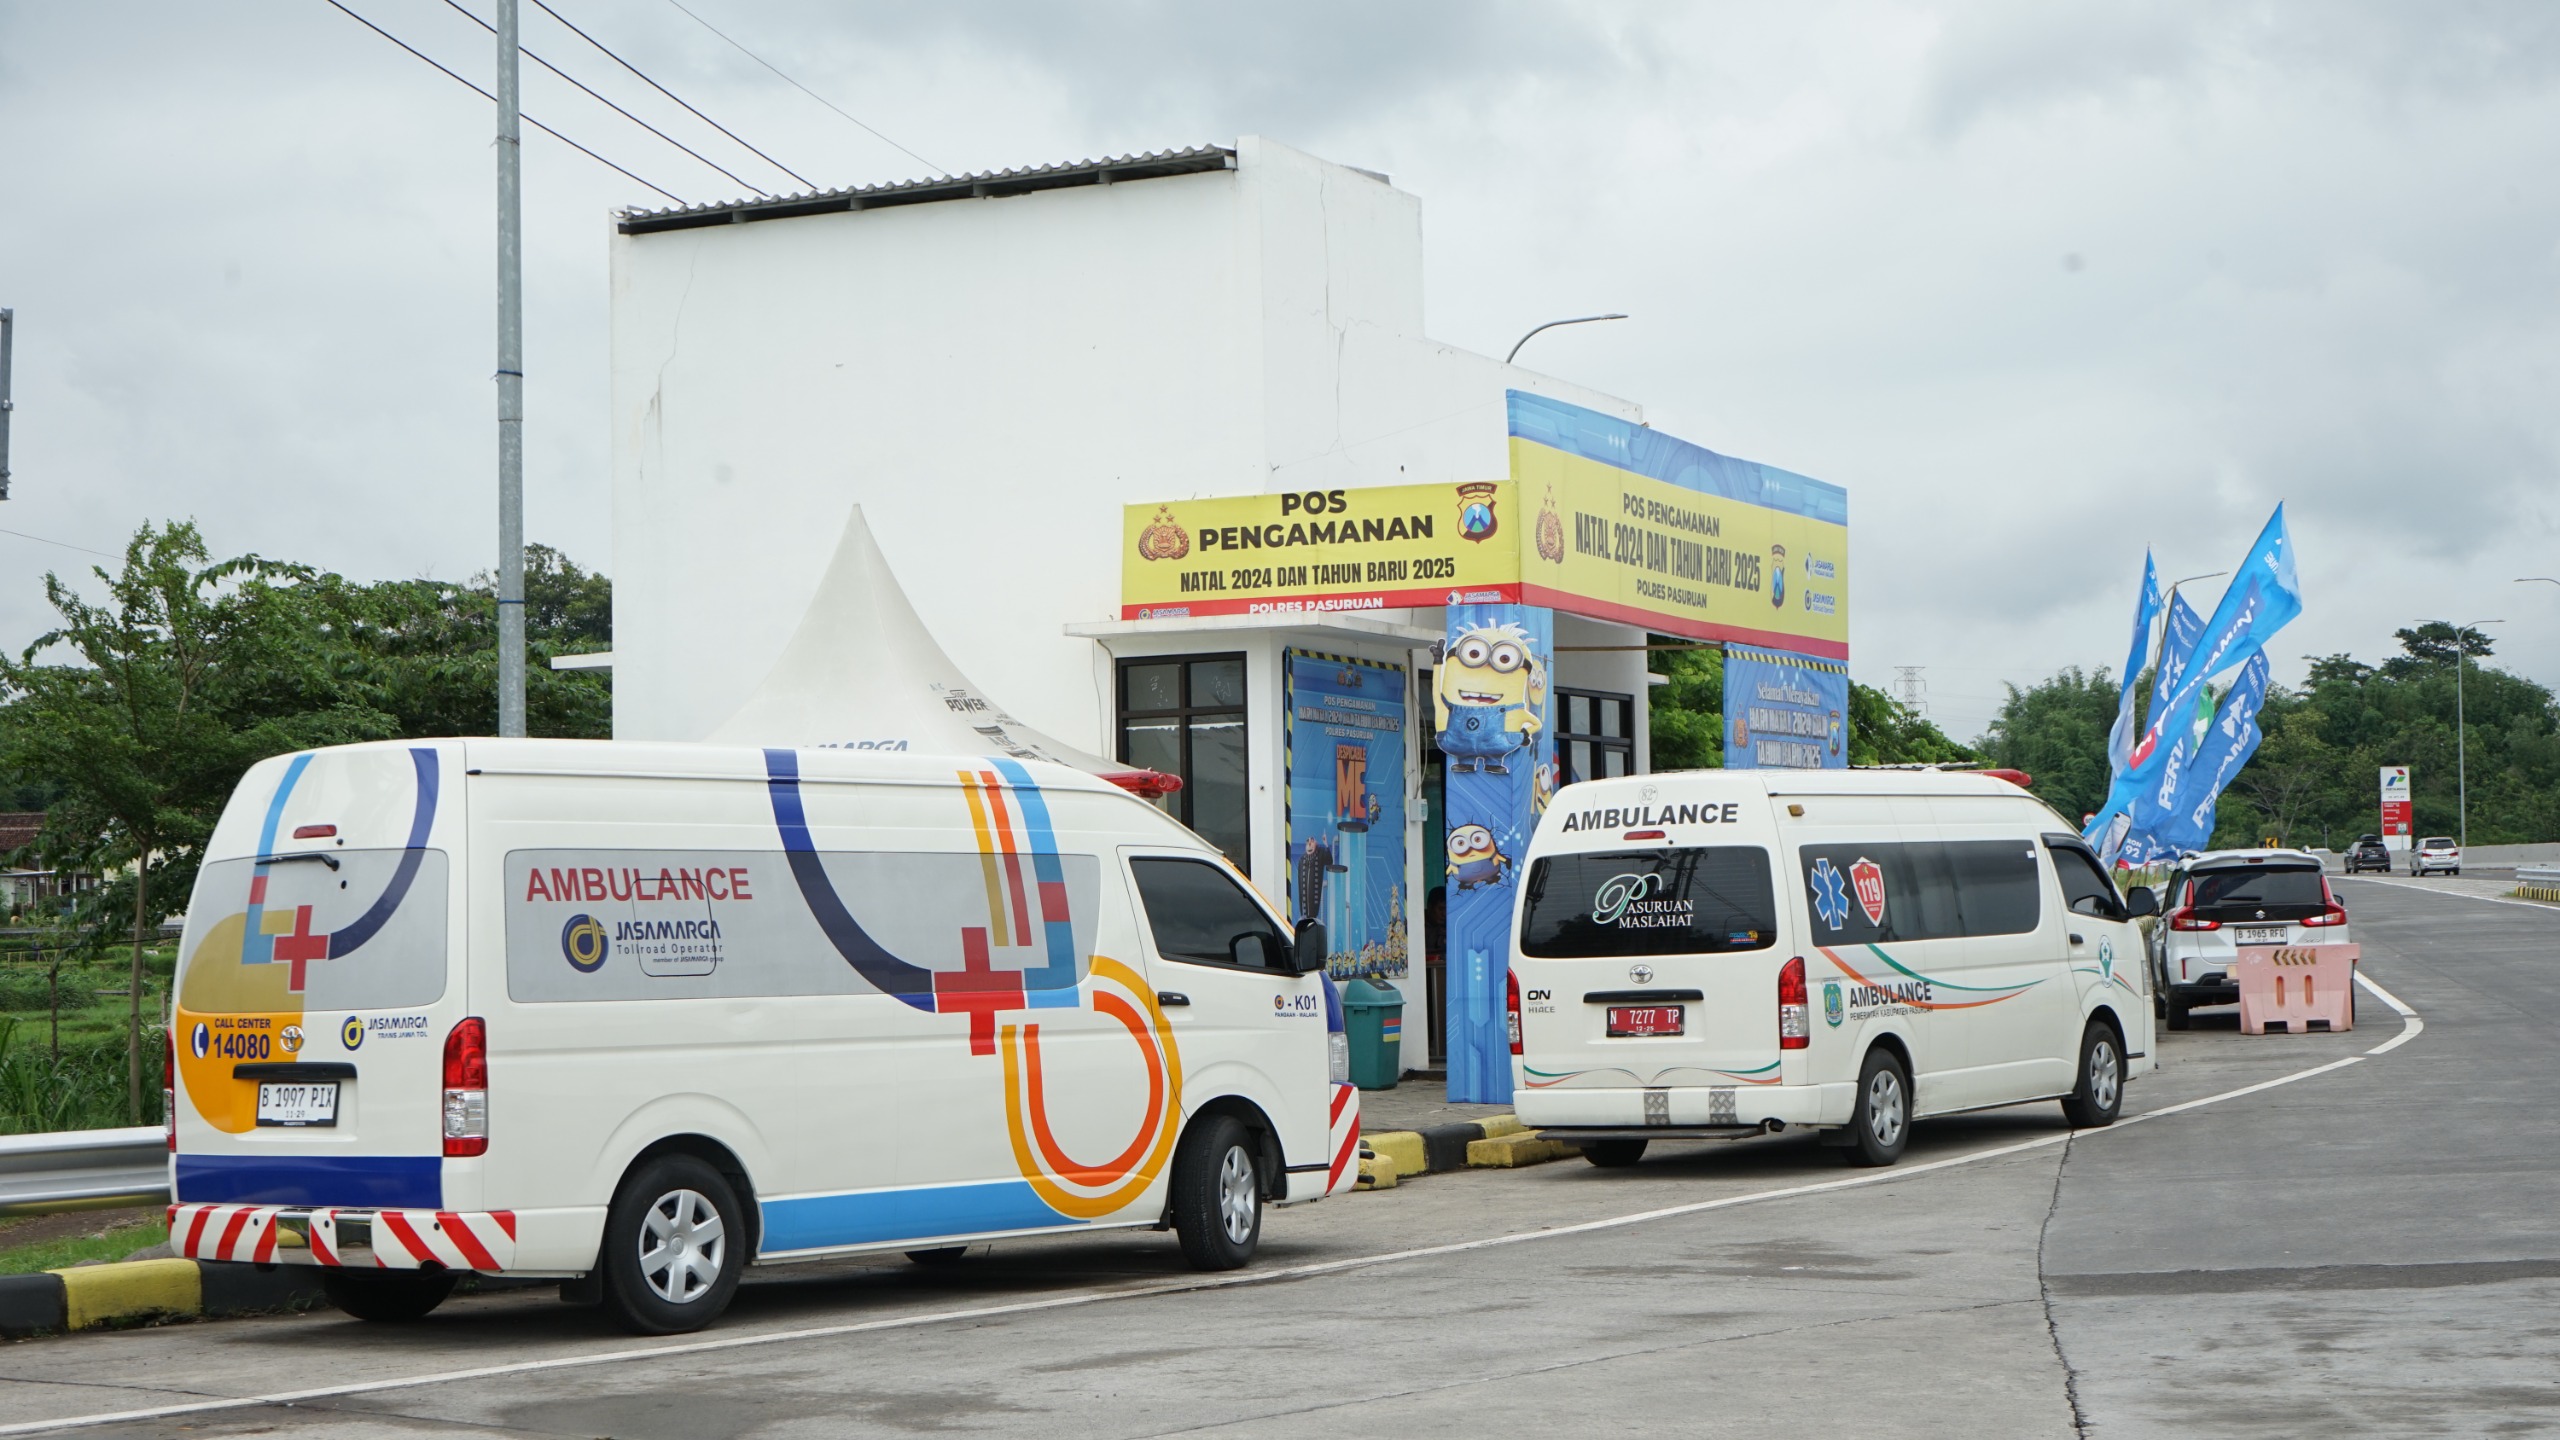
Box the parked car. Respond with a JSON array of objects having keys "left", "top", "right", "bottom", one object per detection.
[
  {"left": 170, "top": 740, "right": 1355, "bottom": 1333},
  {"left": 2150, "top": 849, "right": 2350, "bottom": 1029},
  {"left": 2411, "top": 836, "right": 2462, "bottom": 877},
  {"left": 2344, "top": 835, "right": 2392, "bottom": 874},
  {"left": 1510, "top": 769, "right": 2157, "bottom": 1169}
]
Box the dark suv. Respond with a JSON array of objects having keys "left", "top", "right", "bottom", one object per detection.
[{"left": 2344, "top": 835, "right": 2391, "bottom": 874}]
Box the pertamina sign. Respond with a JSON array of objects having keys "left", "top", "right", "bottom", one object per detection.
[{"left": 1122, "top": 483, "right": 1521, "bottom": 620}]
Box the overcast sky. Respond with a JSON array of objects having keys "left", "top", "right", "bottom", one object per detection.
[{"left": 4, "top": 1, "right": 2556, "bottom": 740}]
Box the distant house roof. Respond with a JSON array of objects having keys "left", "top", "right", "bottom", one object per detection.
[
  {"left": 0, "top": 812, "right": 40, "bottom": 858},
  {"left": 615, "top": 145, "right": 1238, "bottom": 236}
]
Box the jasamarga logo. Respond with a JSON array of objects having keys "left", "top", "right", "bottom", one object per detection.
[{"left": 1590, "top": 872, "right": 1697, "bottom": 930}]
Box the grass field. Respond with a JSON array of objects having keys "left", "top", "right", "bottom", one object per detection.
[
  {"left": 0, "top": 939, "right": 174, "bottom": 1133},
  {"left": 0, "top": 1210, "right": 169, "bottom": 1276}
]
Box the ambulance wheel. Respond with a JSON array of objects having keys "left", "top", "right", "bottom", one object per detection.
[
  {"left": 1581, "top": 1139, "right": 1648, "bottom": 1168},
  {"left": 320, "top": 1269, "right": 457, "bottom": 1322},
  {"left": 904, "top": 1247, "right": 968, "bottom": 1266},
  {"left": 600, "top": 1154, "right": 745, "bottom": 1335},
  {"left": 1840, "top": 1048, "right": 1909, "bottom": 1168},
  {"left": 2061, "top": 1021, "right": 2125, "bottom": 1130},
  {"left": 1170, "top": 1114, "right": 1262, "bottom": 1271}
]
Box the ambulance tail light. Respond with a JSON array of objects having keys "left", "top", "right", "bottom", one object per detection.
[
  {"left": 1778, "top": 956, "right": 1809, "bottom": 1049},
  {"left": 1506, "top": 968, "right": 1524, "bottom": 1056},
  {"left": 442, "top": 1017, "right": 488, "bottom": 1158},
  {"left": 164, "top": 1038, "right": 176, "bottom": 1152}
]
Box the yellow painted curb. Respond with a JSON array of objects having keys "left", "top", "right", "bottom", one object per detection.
[
  {"left": 52, "top": 1259, "right": 201, "bottom": 1331},
  {"left": 1476, "top": 1113, "right": 1526, "bottom": 1140},
  {"left": 1356, "top": 1155, "right": 1400, "bottom": 1189},
  {"left": 1364, "top": 1131, "right": 1428, "bottom": 1178},
  {"left": 1465, "top": 1131, "right": 1577, "bottom": 1168}
]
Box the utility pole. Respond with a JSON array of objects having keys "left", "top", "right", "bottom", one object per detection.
[
  {"left": 1, "top": 307, "right": 15, "bottom": 502},
  {"left": 494, "top": 0, "right": 527, "bottom": 737},
  {"left": 2429, "top": 617, "right": 2504, "bottom": 850}
]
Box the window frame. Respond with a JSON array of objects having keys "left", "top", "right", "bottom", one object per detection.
[
  {"left": 1115, "top": 652, "right": 1251, "bottom": 874},
  {"left": 1553, "top": 686, "right": 1636, "bottom": 786},
  {"left": 2041, "top": 837, "right": 2130, "bottom": 923},
  {"left": 1124, "top": 852, "right": 1292, "bottom": 974}
]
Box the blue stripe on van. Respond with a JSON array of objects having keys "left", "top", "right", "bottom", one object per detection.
[
  {"left": 758, "top": 1179, "right": 1072, "bottom": 1255},
  {"left": 175, "top": 1154, "right": 441, "bottom": 1209}
]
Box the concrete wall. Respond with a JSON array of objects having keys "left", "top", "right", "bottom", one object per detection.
[{"left": 609, "top": 136, "right": 1638, "bottom": 751}]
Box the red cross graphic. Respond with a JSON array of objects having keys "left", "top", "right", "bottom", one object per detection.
[
  {"left": 270, "top": 906, "right": 331, "bottom": 991},
  {"left": 936, "top": 928, "right": 1027, "bottom": 1056}
]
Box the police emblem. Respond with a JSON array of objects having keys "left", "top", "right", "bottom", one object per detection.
[{"left": 1456, "top": 482, "right": 1501, "bottom": 543}]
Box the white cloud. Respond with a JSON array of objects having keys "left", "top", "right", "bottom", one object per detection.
[{"left": 2, "top": 1, "right": 2555, "bottom": 739}]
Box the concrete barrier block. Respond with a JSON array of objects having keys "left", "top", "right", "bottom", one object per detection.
[
  {"left": 1364, "top": 1131, "right": 1428, "bottom": 1178},
  {"left": 55, "top": 1257, "right": 199, "bottom": 1331},
  {"left": 1355, "top": 1155, "right": 1399, "bottom": 1190},
  {"left": 0, "top": 1272, "right": 66, "bottom": 1337},
  {"left": 2236, "top": 944, "right": 2359, "bottom": 1035},
  {"left": 1465, "top": 1132, "right": 1577, "bottom": 1168}
]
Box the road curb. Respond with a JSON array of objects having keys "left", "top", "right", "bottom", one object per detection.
[
  {"left": 1356, "top": 1113, "right": 1579, "bottom": 1187},
  {"left": 0, "top": 1259, "right": 326, "bottom": 1337}
]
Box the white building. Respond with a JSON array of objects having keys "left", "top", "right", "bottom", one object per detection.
[{"left": 607, "top": 137, "right": 1844, "bottom": 1068}]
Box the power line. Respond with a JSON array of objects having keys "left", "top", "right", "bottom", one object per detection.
[
  {"left": 527, "top": 0, "right": 813, "bottom": 191},
  {"left": 660, "top": 0, "right": 946, "bottom": 177},
  {"left": 0, "top": 526, "right": 118, "bottom": 560},
  {"left": 321, "top": 0, "right": 692, "bottom": 206},
  {"left": 439, "top": 0, "right": 768, "bottom": 196}
]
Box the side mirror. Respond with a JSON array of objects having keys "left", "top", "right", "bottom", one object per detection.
[
  {"left": 2123, "top": 886, "right": 2158, "bottom": 919},
  {"left": 1289, "top": 921, "right": 1329, "bottom": 975}
]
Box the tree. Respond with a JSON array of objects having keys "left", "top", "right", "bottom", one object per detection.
[
  {"left": 2382, "top": 622, "right": 2495, "bottom": 678},
  {"left": 1978, "top": 667, "right": 2120, "bottom": 824},
  {"left": 1846, "top": 682, "right": 1978, "bottom": 767},
  {"left": 0, "top": 524, "right": 390, "bottom": 1121},
  {"left": 1647, "top": 645, "right": 1724, "bottom": 770},
  {"left": 2224, "top": 706, "right": 2336, "bottom": 847}
]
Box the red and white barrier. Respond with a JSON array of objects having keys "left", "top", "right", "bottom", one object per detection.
[
  {"left": 1324, "top": 1082, "right": 1362, "bottom": 1196},
  {"left": 2233, "top": 944, "right": 2359, "bottom": 1035},
  {"left": 170, "top": 1203, "right": 517, "bottom": 1271}
]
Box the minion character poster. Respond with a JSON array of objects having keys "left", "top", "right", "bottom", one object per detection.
[
  {"left": 1284, "top": 653, "right": 1410, "bottom": 981},
  {"left": 1437, "top": 604, "right": 1554, "bottom": 1103}
]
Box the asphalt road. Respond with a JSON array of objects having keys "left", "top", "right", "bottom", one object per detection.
[{"left": 0, "top": 880, "right": 2541, "bottom": 1438}]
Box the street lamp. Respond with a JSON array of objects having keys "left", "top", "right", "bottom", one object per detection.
[
  {"left": 2424, "top": 617, "right": 2505, "bottom": 849},
  {"left": 2520, "top": 577, "right": 2560, "bottom": 588},
  {"left": 1506, "top": 313, "right": 1628, "bottom": 365}
]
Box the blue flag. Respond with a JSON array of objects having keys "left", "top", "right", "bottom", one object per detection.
[
  {"left": 2146, "top": 593, "right": 2204, "bottom": 733},
  {"left": 2157, "top": 653, "right": 2270, "bottom": 854},
  {"left": 2123, "top": 505, "right": 2299, "bottom": 792},
  {"left": 2105, "top": 553, "right": 2162, "bottom": 774}
]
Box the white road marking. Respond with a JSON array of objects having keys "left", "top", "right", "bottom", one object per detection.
[
  {"left": 2337, "top": 874, "right": 2560, "bottom": 914},
  {"left": 0, "top": 978, "right": 2428, "bottom": 1438}
]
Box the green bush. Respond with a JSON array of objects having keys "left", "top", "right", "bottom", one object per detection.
[{"left": 0, "top": 1016, "right": 161, "bottom": 1134}]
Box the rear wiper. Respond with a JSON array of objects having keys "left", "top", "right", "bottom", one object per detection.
[{"left": 256, "top": 851, "right": 341, "bottom": 872}]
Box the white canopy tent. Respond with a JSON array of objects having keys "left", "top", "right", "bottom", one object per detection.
[{"left": 707, "top": 505, "right": 1177, "bottom": 796}]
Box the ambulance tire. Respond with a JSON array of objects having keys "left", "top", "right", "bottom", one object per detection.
[
  {"left": 1581, "top": 1139, "right": 1648, "bottom": 1167},
  {"left": 2061, "top": 1020, "right": 2125, "bottom": 1130},
  {"left": 1170, "top": 1114, "right": 1262, "bottom": 1271},
  {"left": 320, "top": 1268, "right": 457, "bottom": 1323},
  {"left": 1839, "top": 1048, "right": 1910, "bottom": 1168},
  {"left": 600, "top": 1154, "right": 747, "bottom": 1335}
]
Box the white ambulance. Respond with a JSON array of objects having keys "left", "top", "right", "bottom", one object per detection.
[
  {"left": 168, "top": 739, "right": 1358, "bottom": 1333},
  {"left": 1508, "top": 770, "right": 2155, "bottom": 1167}
]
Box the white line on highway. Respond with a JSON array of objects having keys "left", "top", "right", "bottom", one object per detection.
[
  {"left": 0, "top": 975, "right": 2426, "bottom": 1438},
  {"left": 2337, "top": 873, "right": 2560, "bottom": 914}
]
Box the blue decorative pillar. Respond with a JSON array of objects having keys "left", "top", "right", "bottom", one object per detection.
[{"left": 1435, "top": 603, "right": 1553, "bottom": 1103}]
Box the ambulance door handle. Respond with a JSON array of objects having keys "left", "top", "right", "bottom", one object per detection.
[
  {"left": 2069, "top": 933, "right": 2085, "bottom": 946},
  {"left": 1156, "top": 992, "right": 1191, "bottom": 1007}
]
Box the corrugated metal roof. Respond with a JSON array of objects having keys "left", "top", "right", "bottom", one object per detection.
[{"left": 616, "top": 145, "right": 1238, "bottom": 236}]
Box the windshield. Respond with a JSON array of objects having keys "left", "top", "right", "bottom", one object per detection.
[
  {"left": 179, "top": 849, "right": 450, "bottom": 1013},
  {"left": 1521, "top": 847, "right": 1777, "bottom": 958},
  {"left": 2187, "top": 865, "right": 2327, "bottom": 919},
  {"left": 2421, "top": 837, "right": 2456, "bottom": 848}
]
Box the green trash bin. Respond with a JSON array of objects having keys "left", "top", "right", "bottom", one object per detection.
[{"left": 1341, "top": 977, "right": 1404, "bottom": 1090}]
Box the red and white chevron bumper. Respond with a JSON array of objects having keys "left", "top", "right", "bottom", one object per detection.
[
  {"left": 170, "top": 1203, "right": 518, "bottom": 1272},
  {"left": 1325, "top": 1082, "right": 1362, "bottom": 1196}
]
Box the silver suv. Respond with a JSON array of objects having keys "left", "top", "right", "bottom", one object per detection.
[{"left": 2150, "top": 849, "right": 2350, "bottom": 1029}]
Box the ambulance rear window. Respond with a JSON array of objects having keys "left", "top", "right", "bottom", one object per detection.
[
  {"left": 177, "top": 850, "right": 450, "bottom": 1013},
  {"left": 1520, "top": 847, "right": 1778, "bottom": 958}
]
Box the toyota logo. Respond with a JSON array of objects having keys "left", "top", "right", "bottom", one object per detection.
[{"left": 1629, "top": 964, "right": 1655, "bottom": 984}]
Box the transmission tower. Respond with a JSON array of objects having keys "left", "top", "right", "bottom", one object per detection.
[{"left": 1892, "top": 665, "right": 1928, "bottom": 714}]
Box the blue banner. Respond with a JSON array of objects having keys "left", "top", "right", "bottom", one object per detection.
[
  {"left": 2156, "top": 652, "right": 2270, "bottom": 854},
  {"left": 1722, "top": 644, "right": 1849, "bottom": 769},
  {"left": 1284, "top": 653, "right": 1410, "bottom": 981},
  {"left": 2106, "top": 553, "right": 2162, "bottom": 775},
  {"left": 1436, "top": 604, "right": 1553, "bottom": 1104},
  {"left": 2146, "top": 592, "right": 2205, "bottom": 733}
]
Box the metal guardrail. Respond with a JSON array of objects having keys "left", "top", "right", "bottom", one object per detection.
[
  {"left": 0, "top": 1126, "right": 167, "bottom": 1215},
  {"left": 2517, "top": 866, "right": 2560, "bottom": 902}
]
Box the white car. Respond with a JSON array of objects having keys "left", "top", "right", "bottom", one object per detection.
[
  {"left": 2150, "top": 849, "right": 2350, "bottom": 1029},
  {"left": 2411, "top": 836, "right": 2462, "bottom": 876}
]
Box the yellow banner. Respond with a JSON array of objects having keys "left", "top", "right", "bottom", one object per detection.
[
  {"left": 1121, "top": 482, "right": 1521, "bottom": 620},
  {"left": 1511, "top": 437, "right": 1849, "bottom": 656}
]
